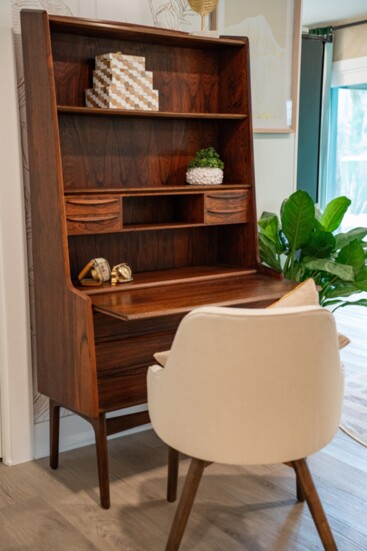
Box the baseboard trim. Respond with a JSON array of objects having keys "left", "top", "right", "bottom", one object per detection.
[{"left": 34, "top": 404, "right": 151, "bottom": 459}]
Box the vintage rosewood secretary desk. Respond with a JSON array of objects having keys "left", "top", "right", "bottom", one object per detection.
[{"left": 21, "top": 10, "right": 295, "bottom": 508}]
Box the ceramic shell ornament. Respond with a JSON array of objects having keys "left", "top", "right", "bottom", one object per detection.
[{"left": 188, "top": 0, "right": 219, "bottom": 31}]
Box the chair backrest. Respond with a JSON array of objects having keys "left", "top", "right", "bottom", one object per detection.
[{"left": 147, "top": 305, "right": 344, "bottom": 465}]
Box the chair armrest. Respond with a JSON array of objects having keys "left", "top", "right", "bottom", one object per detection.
[
  {"left": 148, "top": 364, "right": 165, "bottom": 375},
  {"left": 153, "top": 350, "right": 170, "bottom": 367}
]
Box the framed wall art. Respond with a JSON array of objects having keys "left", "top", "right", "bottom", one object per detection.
[{"left": 213, "top": 0, "right": 302, "bottom": 133}]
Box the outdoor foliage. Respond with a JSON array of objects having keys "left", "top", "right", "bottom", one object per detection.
[{"left": 258, "top": 190, "right": 367, "bottom": 311}]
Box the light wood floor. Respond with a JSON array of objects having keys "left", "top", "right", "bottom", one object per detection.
[{"left": 0, "top": 308, "right": 366, "bottom": 551}]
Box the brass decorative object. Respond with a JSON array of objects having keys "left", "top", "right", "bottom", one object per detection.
[
  {"left": 78, "top": 258, "right": 111, "bottom": 286},
  {"left": 188, "top": 0, "right": 218, "bottom": 31},
  {"left": 111, "top": 263, "right": 133, "bottom": 285},
  {"left": 78, "top": 258, "right": 133, "bottom": 286}
]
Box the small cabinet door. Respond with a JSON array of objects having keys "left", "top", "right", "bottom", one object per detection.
[
  {"left": 65, "top": 195, "right": 122, "bottom": 235},
  {"left": 204, "top": 191, "right": 249, "bottom": 224}
]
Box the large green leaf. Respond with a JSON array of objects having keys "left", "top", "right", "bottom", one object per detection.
[
  {"left": 322, "top": 299, "right": 344, "bottom": 307},
  {"left": 319, "top": 196, "right": 351, "bottom": 232},
  {"left": 258, "top": 212, "right": 279, "bottom": 244},
  {"left": 302, "top": 231, "right": 336, "bottom": 258},
  {"left": 281, "top": 191, "right": 315, "bottom": 249},
  {"left": 314, "top": 204, "right": 325, "bottom": 231},
  {"left": 258, "top": 233, "right": 282, "bottom": 271},
  {"left": 284, "top": 262, "right": 304, "bottom": 282},
  {"left": 303, "top": 258, "right": 355, "bottom": 281},
  {"left": 335, "top": 227, "right": 367, "bottom": 249},
  {"left": 332, "top": 298, "right": 367, "bottom": 312},
  {"left": 323, "top": 282, "right": 361, "bottom": 298},
  {"left": 336, "top": 240, "right": 365, "bottom": 272},
  {"left": 354, "top": 267, "right": 367, "bottom": 291}
]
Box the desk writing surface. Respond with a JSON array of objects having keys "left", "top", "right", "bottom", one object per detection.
[{"left": 90, "top": 274, "right": 296, "bottom": 321}]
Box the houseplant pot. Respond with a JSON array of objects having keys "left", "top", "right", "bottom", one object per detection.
[{"left": 186, "top": 147, "right": 224, "bottom": 185}]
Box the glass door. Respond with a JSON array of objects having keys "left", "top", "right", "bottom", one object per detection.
[{"left": 323, "top": 85, "right": 367, "bottom": 230}]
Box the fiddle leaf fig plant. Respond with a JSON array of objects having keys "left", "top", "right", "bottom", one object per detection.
[{"left": 258, "top": 190, "right": 367, "bottom": 311}]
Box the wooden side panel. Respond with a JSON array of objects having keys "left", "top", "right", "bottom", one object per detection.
[{"left": 21, "top": 10, "right": 99, "bottom": 418}]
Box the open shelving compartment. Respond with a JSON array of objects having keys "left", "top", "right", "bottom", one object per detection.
[{"left": 50, "top": 15, "right": 258, "bottom": 291}]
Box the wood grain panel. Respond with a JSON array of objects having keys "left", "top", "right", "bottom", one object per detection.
[
  {"left": 51, "top": 32, "right": 224, "bottom": 112},
  {"left": 91, "top": 274, "right": 297, "bottom": 321},
  {"left": 59, "top": 114, "right": 222, "bottom": 189},
  {"left": 123, "top": 194, "right": 204, "bottom": 226},
  {"left": 21, "top": 10, "right": 99, "bottom": 418},
  {"left": 95, "top": 329, "right": 175, "bottom": 374},
  {"left": 67, "top": 227, "right": 222, "bottom": 280},
  {"left": 98, "top": 367, "right": 148, "bottom": 412}
]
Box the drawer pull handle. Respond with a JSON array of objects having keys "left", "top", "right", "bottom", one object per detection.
[
  {"left": 207, "top": 209, "right": 247, "bottom": 216},
  {"left": 67, "top": 215, "right": 118, "bottom": 222},
  {"left": 65, "top": 199, "right": 119, "bottom": 206},
  {"left": 206, "top": 193, "right": 247, "bottom": 200}
]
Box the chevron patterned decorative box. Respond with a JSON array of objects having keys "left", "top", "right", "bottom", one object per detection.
[
  {"left": 95, "top": 52, "right": 146, "bottom": 72},
  {"left": 86, "top": 52, "right": 159, "bottom": 111},
  {"left": 92, "top": 68, "right": 154, "bottom": 91},
  {"left": 85, "top": 85, "right": 159, "bottom": 110}
]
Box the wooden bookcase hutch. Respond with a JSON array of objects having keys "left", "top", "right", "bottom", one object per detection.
[{"left": 21, "top": 10, "right": 295, "bottom": 508}]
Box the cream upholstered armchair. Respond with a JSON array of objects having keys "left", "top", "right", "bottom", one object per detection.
[{"left": 147, "top": 304, "right": 344, "bottom": 551}]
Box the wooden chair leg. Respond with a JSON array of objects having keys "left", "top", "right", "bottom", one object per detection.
[
  {"left": 92, "top": 414, "right": 110, "bottom": 509},
  {"left": 284, "top": 461, "right": 305, "bottom": 502},
  {"left": 165, "top": 458, "right": 206, "bottom": 551},
  {"left": 296, "top": 475, "right": 306, "bottom": 502},
  {"left": 167, "top": 447, "right": 180, "bottom": 502},
  {"left": 292, "top": 459, "right": 338, "bottom": 550},
  {"left": 49, "top": 400, "right": 60, "bottom": 470}
]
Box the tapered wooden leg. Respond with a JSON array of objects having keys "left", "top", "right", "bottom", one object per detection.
[
  {"left": 92, "top": 414, "right": 110, "bottom": 509},
  {"left": 284, "top": 461, "right": 305, "bottom": 502},
  {"left": 167, "top": 447, "right": 180, "bottom": 502},
  {"left": 165, "top": 458, "right": 206, "bottom": 551},
  {"left": 296, "top": 475, "right": 306, "bottom": 502},
  {"left": 292, "top": 459, "right": 337, "bottom": 550},
  {"left": 49, "top": 400, "right": 60, "bottom": 470}
]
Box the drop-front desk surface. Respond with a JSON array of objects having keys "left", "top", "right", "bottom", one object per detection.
[{"left": 86, "top": 272, "right": 297, "bottom": 321}]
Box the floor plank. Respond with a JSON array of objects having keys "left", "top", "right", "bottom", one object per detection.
[
  {"left": 0, "top": 307, "right": 366, "bottom": 550},
  {"left": 0, "top": 427, "right": 366, "bottom": 550}
]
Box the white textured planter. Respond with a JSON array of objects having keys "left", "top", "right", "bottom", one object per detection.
[{"left": 186, "top": 167, "right": 223, "bottom": 185}]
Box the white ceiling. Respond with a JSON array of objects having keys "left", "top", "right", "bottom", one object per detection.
[{"left": 302, "top": 0, "right": 367, "bottom": 26}]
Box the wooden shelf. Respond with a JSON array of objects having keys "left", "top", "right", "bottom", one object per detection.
[
  {"left": 64, "top": 185, "right": 251, "bottom": 195},
  {"left": 77, "top": 266, "right": 258, "bottom": 295},
  {"left": 49, "top": 15, "right": 246, "bottom": 49},
  {"left": 57, "top": 106, "right": 247, "bottom": 120}
]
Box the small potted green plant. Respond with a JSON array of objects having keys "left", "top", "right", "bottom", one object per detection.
[{"left": 186, "top": 147, "right": 224, "bottom": 185}]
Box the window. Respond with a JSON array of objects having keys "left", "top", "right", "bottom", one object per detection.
[{"left": 325, "top": 85, "right": 367, "bottom": 230}]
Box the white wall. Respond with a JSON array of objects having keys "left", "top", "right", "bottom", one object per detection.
[
  {"left": 1, "top": 0, "right": 298, "bottom": 464},
  {"left": 254, "top": 134, "right": 297, "bottom": 216},
  {"left": 216, "top": 0, "right": 299, "bottom": 216},
  {"left": 0, "top": 1, "right": 33, "bottom": 465}
]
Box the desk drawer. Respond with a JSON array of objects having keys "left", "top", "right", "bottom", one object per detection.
[
  {"left": 204, "top": 191, "right": 249, "bottom": 224},
  {"left": 65, "top": 195, "right": 122, "bottom": 234}
]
